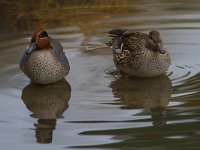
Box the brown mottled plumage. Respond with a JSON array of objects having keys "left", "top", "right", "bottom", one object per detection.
[
  {"left": 107, "top": 29, "right": 171, "bottom": 77},
  {"left": 20, "top": 28, "right": 70, "bottom": 84}
]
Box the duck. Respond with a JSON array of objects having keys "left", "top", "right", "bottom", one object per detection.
[
  {"left": 20, "top": 28, "right": 70, "bottom": 84},
  {"left": 107, "top": 29, "right": 171, "bottom": 77}
]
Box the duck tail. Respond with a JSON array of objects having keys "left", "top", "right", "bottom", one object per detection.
[{"left": 108, "top": 28, "right": 129, "bottom": 37}]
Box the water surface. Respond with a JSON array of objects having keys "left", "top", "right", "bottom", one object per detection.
[{"left": 0, "top": 0, "right": 200, "bottom": 149}]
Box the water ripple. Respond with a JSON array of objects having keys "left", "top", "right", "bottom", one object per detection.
[{"left": 1, "top": 2, "right": 200, "bottom": 149}]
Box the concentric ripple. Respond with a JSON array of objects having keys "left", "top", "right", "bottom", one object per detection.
[{"left": 0, "top": 1, "right": 200, "bottom": 149}]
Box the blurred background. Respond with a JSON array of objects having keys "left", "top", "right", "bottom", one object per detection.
[{"left": 0, "top": 0, "right": 200, "bottom": 150}]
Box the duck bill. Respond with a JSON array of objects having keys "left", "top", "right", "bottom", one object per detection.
[
  {"left": 26, "top": 43, "right": 38, "bottom": 55},
  {"left": 157, "top": 43, "right": 165, "bottom": 54}
]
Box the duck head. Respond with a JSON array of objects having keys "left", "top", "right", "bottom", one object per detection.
[
  {"left": 26, "top": 28, "right": 51, "bottom": 55},
  {"left": 149, "top": 31, "right": 165, "bottom": 54}
]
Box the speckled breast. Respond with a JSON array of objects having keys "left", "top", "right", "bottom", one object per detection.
[{"left": 21, "top": 50, "right": 69, "bottom": 84}]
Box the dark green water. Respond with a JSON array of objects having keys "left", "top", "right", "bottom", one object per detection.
[{"left": 0, "top": 0, "right": 200, "bottom": 149}]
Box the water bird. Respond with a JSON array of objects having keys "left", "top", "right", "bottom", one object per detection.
[
  {"left": 107, "top": 29, "right": 170, "bottom": 77},
  {"left": 20, "top": 28, "right": 70, "bottom": 84}
]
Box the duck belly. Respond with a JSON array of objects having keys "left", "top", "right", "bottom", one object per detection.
[
  {"left": 114, "top": 52, "right": 170, "bottom": 77},
  {"left": 21, "top": 51, "right": 69, "bottom": 84}
]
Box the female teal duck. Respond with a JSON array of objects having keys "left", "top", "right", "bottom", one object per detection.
[
  {"left": 107, "top": 29, "right": 171, "bottom": 77},
  {"left": 20, "top": 28, "right": 70, "bottom": 84}
]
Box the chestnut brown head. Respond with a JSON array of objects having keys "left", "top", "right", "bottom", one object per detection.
[{"left": 26, "top": 28, "right": 51, "bottom": 55}]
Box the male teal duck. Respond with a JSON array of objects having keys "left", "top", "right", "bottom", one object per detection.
[
  {"left": 107, "top": 29, "right": 171, "bottom": 77},
  {"left": 20, "top": 28, "right": 70, "bottom": 84}
]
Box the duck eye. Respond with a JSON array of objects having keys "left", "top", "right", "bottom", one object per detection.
[{"left": 39, "top": 31, "right": 48, "bottom": 38}]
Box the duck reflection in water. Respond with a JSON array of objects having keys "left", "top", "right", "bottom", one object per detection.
[
  {"left": 21, "top": 79, "right": 71, "bottom": 143},
  {"left": 110, "top": 75, "right": 172, "bottom": 126}
]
